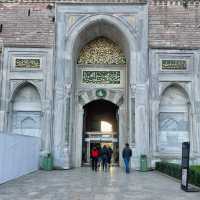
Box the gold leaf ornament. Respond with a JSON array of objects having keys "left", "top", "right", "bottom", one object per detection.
[{"left": 78, "top": 37, "right": 126, "bottom": 65}]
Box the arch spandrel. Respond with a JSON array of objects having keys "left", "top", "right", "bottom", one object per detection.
[{"left": 65, "top": 15, "right": 136, "bottom": 63}]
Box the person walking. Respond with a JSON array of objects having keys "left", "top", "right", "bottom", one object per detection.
[
  {"left": 97, "top": 144, "right": 102, "bottom": 168},
  {"left": 108, "top": 146, "right": 113, "bottom": 167},
  {"left": 91, "top": 146, "right": 100, "bottom": 171},
  {"left": 122, "top": 143, "right": 132, "bottom": 173},
  {"left": 101, "top": 145, "right": 109, "bottom": 171}
]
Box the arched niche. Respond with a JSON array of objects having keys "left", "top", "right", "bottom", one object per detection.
[
  {"left": 11, "top": 83, "right": 42, "bottom": 138},
  {"left": 158, "top": 85, "right": 190, "bottom": 153}
]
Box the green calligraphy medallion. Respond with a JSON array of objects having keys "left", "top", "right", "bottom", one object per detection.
[{"left": 96, "top": 89, "right": 107, "bottom": 98}]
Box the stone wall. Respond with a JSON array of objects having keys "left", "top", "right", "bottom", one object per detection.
[{"left": 0, "top": 1, "right": 200, "bottom": 49}]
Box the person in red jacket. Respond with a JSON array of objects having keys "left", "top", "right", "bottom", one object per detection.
[{"left": 91, "top": 146, "right": 100, "bottom": 171}]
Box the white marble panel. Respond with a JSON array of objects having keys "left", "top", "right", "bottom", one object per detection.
[{"left": 0, "top": 133, "right": 40, "bottom": 184}]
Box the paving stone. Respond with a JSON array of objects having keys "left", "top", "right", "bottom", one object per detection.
[{"left": 0, "top": 167, "right": 199, "bottom": 200}]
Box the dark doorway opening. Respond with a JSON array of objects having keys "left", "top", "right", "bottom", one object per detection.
[{"left": 82, "top": 99, "right": 119, "bottom": 166}]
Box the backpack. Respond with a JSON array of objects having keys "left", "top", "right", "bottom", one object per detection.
[
  {"left": 101, "top": 148, "right": 109, "bottom": 158},
  {"left": 92, "top": 149, "right": 99, "bottom": 158}
]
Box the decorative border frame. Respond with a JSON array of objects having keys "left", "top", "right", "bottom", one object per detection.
[
  {"left": 15, "top": 57, "right": 41, "bottom": 69},
  {"left": 157, "top": 53, "right": 194, "bottom": 74},
  {"left": 9, "top": 53, "right": 46, "bottom": 72},
  {"left": 78, "top": 65, "right": 126, "bottom": 89}
]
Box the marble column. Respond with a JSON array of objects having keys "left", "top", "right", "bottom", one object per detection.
[
  {"left": 53, "top": 83, "right": 64, "bottom": 167},
  {"left": 0, "top": 111, "right": 5, "bottom": 132},
  {"left": 133, "top": 84, "right": 150, "bottom": 169},
  {"left": 118, "top": 105, "right": 127, "bottom": 167},
  {"left": 74, "top": 104, "right": 84, "bottom": 167}
]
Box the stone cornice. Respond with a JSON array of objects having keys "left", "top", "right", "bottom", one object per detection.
[
  {"left": 151, "top": 0, "right": 200, "bottom": 6},
  {"left": 0, "top": 0, "right": 147, "bottom": 4}
]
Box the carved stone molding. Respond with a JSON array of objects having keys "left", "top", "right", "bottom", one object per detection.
[
  {"left": 194, "top": 101, "right": 200, "bottom": 114},
  {"left": 55, "top": 82, "right": 64, "bottom": 101},
  {"left": 78, "top": 88, "right": 124, "bottom": 106},
  {"left": 151, "top": 75, "right": 159, "bottom": 100},
  {"left": 64, "top": 83, "right": 72, "bottom": 98},
  {"left": 42, "top": 99, "right": 52, "bottom": 112},
  {"left": 130, "top": 84, "right": 136, "bottom": 97}
]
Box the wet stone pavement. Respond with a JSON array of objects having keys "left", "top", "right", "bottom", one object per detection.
[{"left": 0, "top": 167, "right": 199, "bottom": 200}]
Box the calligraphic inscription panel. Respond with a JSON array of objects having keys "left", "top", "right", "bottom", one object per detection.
[
  {"left": 15, "top": 58, "right": 40, "bottom": 69},
  {"left": 161, "top": 60, "right": 187, "bottom": 71},
  {"left": 82, "top": 71, "right": 120, "bottom": 84}
]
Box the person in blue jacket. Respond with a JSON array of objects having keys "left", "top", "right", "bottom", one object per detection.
[{"left": 122, "top": 143, "right": 132, "bottom": 173}]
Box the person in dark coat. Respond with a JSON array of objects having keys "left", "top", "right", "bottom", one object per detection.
[
  {"left": 91, "top": 146, "right": 100, "bottom": 171},
  {"left": 122, "top": 143, "right": 132, "bottom": 173},
  {"left": 107, "top": 146, "right": 113, "bottom": 167},
  {"left": 97, "top": 144, "right": 102, "bottom": 168},
  {"left": 101, "top": 145, "right": 109, "bottom": 171}
]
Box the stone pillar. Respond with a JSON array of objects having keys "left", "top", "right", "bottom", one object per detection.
[
  {"left": 0, "top": 111, "right": 5, "bottom": 132},
  {"left": 74, "top": 104, "right": 84, "bottom": 167},
  {"left": 53, "top": 82, "right": 67, "bottom": 168},
  {"left": 41, "top": 101, "right": 52, "bottom": 153},
  {"left": 53, "top": 10, "right": 72, "bottom": 169},
  {"left": 129, "top": 84, "right": 136, "bottom": 145},
  {"left": 0, "top": 98, "right": 9, "bottom": 134},
  {"left": 0, "top": 44, "right": 7, "bottom": 133},
  {"left": 134, "top": 84, "right": 149, "bottom": 169},
  {"left": 194, "top": 112, "right": 200, "bottom": 164},
  {"left": 118, "top": 105, "right": 127, "bottom": 166},
  {"left": 192, "top": 102, "right": 200, "bottom": 160}
]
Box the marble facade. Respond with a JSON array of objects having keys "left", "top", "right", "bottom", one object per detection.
[{"left": 0, "top": 3, "right": 200, "bottom": 170}]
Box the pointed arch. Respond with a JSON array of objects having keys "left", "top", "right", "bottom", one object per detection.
[
  {"left": 10, "top": 83, "right": 42, "bottom": 138},
  {"left": 160, "top": 83, "right": 190, "bottom": 104},
  {"left": 10, "top": 81, "right": 42, "bottom": 103},
  {"left": 67, "top": 14, "right": 136, "bottom": 63},
  {"left": 82, "top": 99, "right": 119, "bottom": 164},
  {"left": 158, "top": 84, "right": 190, "bottom": 153}
]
